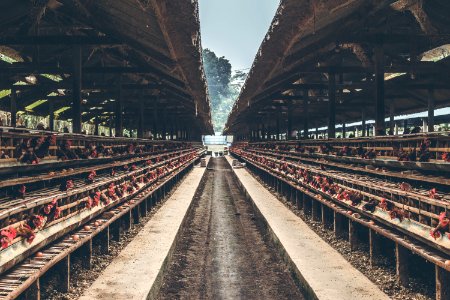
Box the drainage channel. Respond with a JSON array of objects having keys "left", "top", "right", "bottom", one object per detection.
[{"left": 157, "top": 156, "right": 304, "bottom": 299}]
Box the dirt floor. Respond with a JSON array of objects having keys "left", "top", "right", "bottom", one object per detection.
[{"left": 157, "top": 157, "right": 304, "bottom": 300}]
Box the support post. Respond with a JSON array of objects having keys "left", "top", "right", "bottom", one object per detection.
[
  {"left": 334, "top": 212, "right": 346, "bottom": 239},
  {"left": 79, "top": 239, "right": 92, "bottom": 269},
  {"left": 55, "top": 255, "right": 70, "bottom": 292},
  {"left": 98, "top": 226, "right": 110, "bottom": 255},
  {"left": 389, "top": 102, "right": 395, "bottom": 135},
  {"left": 395, "top": 243, "right": 411, "bottom": 286},
  {"left": 49, "top": 100, "right": 54, "bottom": 131},
  {"left": 303, "top": 94, "right": 309, "bottom": 139},
  {"left": 23, "top": 279, "right": 40, "bottom": 300},
  {"left": 428, "top": 89, "right": 435, "bottom": 132},
  {"left": 72, "top": 46, "right": 82, "bottom": 134},
  {"left": 349, "top": 220, "right": 360, "bottom": 251},
  {"left": 94, "top": 116, "right": 99, "bottom": 136},
  {"left": 276, "top": 113, "right": 280, "bottom": 141},
  {"left": 369, "top": 229, "right": 382, "bottom": 267},
  {"left": 374, "top": 45, "right": 385, "bottom": 136},
  {"left": 115, "top": 77, "right": 123, "bottom": 137},
  {"left": 436, "top": 266, "right": 450, "bottom": 300},
  {"left": 10, "top": 88, "right": 17, "bottom": 127},
  {"left": 342, "top": 123, "right": 346, "bottom": 138},
  {"left": 138, "top": 100, "right": 144, "bottom": 138},
  {"left": 361, "top": 109, "right": 366, "bottom": 137},
  {"left": 328, "top": 72, "right": 336, "bottom": 138}
]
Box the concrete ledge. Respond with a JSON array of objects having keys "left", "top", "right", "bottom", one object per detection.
[
  {"left": 225, "top": 156, "right": 389, "bottom": 300},
  {"left": 79, "top": 157, "right": 210, "bottom": 300}
]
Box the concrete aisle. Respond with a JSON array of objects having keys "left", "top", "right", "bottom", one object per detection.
[
  {"left": 157, "top": 157, "right": 303, "bottom": 300},
  {"left": 79, "top": 157, "right": 209, "bottom": 300},
  {"left": 226, "top": 156, "right": 390, "bottom": 300}
]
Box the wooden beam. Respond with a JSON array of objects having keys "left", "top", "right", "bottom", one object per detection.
[{"left": 0, "top": 35, "right": 119, "bottom": 45}]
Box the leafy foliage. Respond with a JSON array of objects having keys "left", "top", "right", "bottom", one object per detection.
[{"left": 203, "top": 48, "right": 247, "bottom": 133}]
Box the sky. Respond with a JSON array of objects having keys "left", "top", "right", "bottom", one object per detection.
[{"left": 198, "top": 0, "right": 280, "bottom": 71}]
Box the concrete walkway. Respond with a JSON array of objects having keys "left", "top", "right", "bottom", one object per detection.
[
  {"left": 79, "top": 158, "right": 209, "bottom": 300},
  {"left": 225, "top": 156, "right": 390, "bottom": 300}
]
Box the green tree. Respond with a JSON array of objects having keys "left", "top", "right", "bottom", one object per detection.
[{"left": 202, "top": 48, "right": 246, "bottom": 133}]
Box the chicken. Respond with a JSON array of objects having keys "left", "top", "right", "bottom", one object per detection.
[
  {"left": 362, "top": 149, "right": 376, "bottom": 159},
  {"left": 13, "top": 184, "right": 27, "bottom": 199},
  {"left": 16, "top": 224, "right": 36, "bottom": 244},
  {"left": 389, "top": 207, "right": 410, "bottom": 222},
  {"left": 428, "top": 188, "right": 441, "bottom": 200},
  {"left": 1, "top": 226, "right": 17, "bottom": 249},
  {"left": 34, "top": 135, "right": 56, "bottom": 159},
  {"left": 41, "top": 198, "right": 61, "bottom": 221},
  {"left": 60, "top": 179, "right": 74, "bottom": 191},
  {"left": 57, "top": 140, "right": 78, "bottom": 161},
  {"left": 86, "top": 170, "right": 97, "bottom": 183},
  {"left": 399, "top": 182, "right": 412, "bottom": 192},
  {"left": 430, "top": 212, "right": 450, "bottom": 240},
  {"left": 362, "top": 199, "right": 378, "bottom": 213},
  {"left": 398, "top": 148, "right": 416, "bottom": 162}
]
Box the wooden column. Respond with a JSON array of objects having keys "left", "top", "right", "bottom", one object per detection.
[
  {"left": 94, "top": 116, "right": 99, "bottom": 136},
  {"left": 109, "top": 117, "right": 113, "bottom": 137},
  {"left": 276, "top": 112, "right": 280, "bottom": 140},
  {"left": 389, "top": 102, "right": 395, "bottom": 135},
  {"left": 162, "top": 109, "right": 167, "bottom": 140},
  {"left": 328, "top": 72, "right": 336, "bottom": 138},
  {"left": 396, "top": 243, "right": 411, "bottom": 286},
  {"left": 138, "top": 100, "right": 144, "bottom": 138},
  {"left": 361, "top": 109, "right": 366, "bottom": 137},
  {"left": 55, "top": 255, "right": 70, "bottom": 292},
  {"left": 23, "top": 279, "right": 40, "bottom": 300},
  {"left": 79, "top": 239, "right": 93, "bottom": 269},
  {"left": 287, "top": 105, "right": 293, "bottom": 140},
  {"left": 49, "top": 100, "right": 54, "bottom": 131},
  {"left": 342, "top": 123, "right": 346, "bottom": 138},
  {"left": 349, "top": 220, "right": 360, "bottom": 251},
  {"left": 374, "top": 45, "right": 385, "bottom": 136},
  {"left": 436, "top": 266, "right": 450, "bottom": 300},
  {"left": 72, "top": 46, "right": 82, "bottom": 134},
  {"left": 428, "top": 89, "right": 435, "bottom": 132},
  {"left": 369, "top": 229, "right": 381, "bottom": 267},
  {"left": 115, "top": 78, "right": 123, "bottom": 137},
  {"left": 10, "top": 88, "right": 17, "bottom": 127},
  {"left": 303, "top": 95, "right": 309, "bottom": 139},
  {"left": 152, "top": 98, "right": 158, "bottom": 139}
]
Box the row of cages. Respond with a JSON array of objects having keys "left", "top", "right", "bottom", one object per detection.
[
  {"left": 230, "top": 142, "right": 450, "bottom": 258},
  {"left": 0, "top": 127, "right": 200, "bottom": 165},
  {"left": 0, "top": 142, "right": 205, "bottom": 274},
  {"left": 248, "top": 132, "right": 450, "bottom": 164}
]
